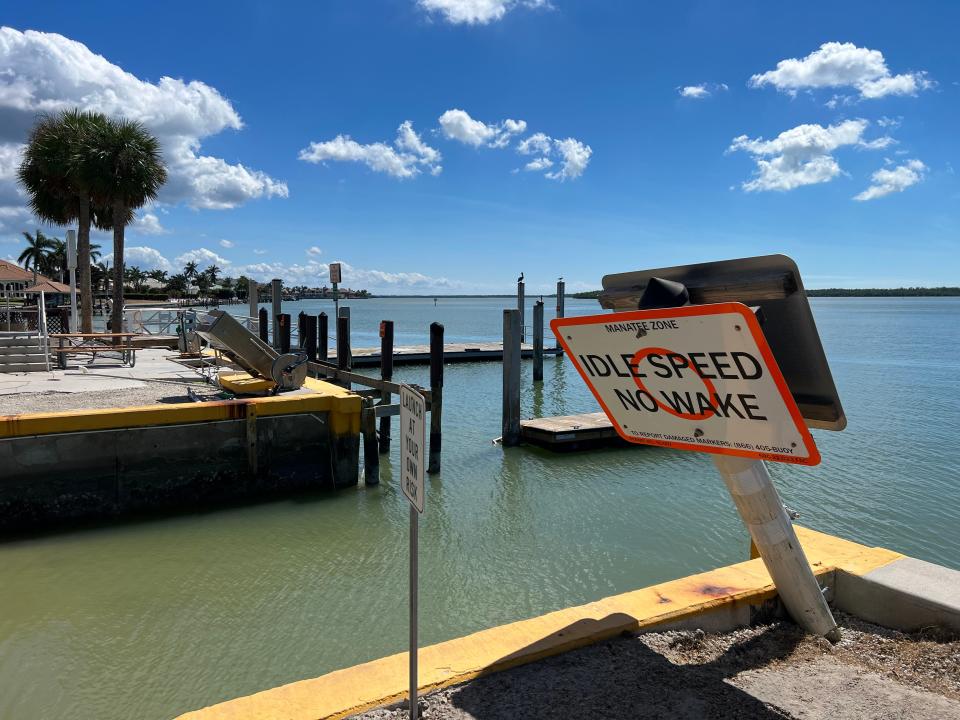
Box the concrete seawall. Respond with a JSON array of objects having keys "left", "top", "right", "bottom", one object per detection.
[{"left": 0, "top": 381, "right": 361, "bottom": 532}]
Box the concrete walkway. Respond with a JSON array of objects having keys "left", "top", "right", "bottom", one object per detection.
[{"left": 0, "top": 348, "right": 200, "bottom": 397}]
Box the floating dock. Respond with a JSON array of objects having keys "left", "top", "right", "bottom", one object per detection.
[
  {"left": 349, "top": 341, "right": 561, "bottom": 367},
  {"left": 520, "top": 411, "right": 627, "bottom": 450}
]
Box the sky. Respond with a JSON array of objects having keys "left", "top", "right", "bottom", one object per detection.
[{"left": 0, "top": 0, "right": 957, "bottom": 294}]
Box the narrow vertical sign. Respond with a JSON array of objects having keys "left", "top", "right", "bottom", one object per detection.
[
  {"left": 400, "top": 384, "right": 426, "bottom": 719},
  {"left": 401, "top": 385, "right": 426, "bottom": 512}
]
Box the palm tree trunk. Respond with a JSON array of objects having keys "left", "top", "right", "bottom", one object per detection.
[
  {"left": 111, "top": 202, "right": 126, "bottom": 343},
  {"left": 78, "top": 198, "right": 93, "bottom": 333}
]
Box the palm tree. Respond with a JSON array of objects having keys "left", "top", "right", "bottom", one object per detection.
[
  {"left": 89, "top": 243, "right": 102, "bottom": 264},
  {"left": 183, "top": 261, "right": 198, "bottom": 280},
  {"left": 18, "top": 109, "right": 111, "bottom": 332},
  {"left": 86, "top": 118, "right": 167, "bottom": 337},
  {"left": 45, "top": 236, "right": 67, "bottom": 282},
  {"left": 148, "top": 269, "right": 168, "bottom": 284},
  {"left": 18, "top": 230, "right": 56, "bottom": 283},
  {"left": 204, "top": 265, "right": 221, "bottom": 286}
]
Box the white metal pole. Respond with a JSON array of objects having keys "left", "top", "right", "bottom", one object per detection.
[
  {"left": 713, "top": 455, "right": 840, "bottom": 641},
  {"left": 39, "top": 290, "right": 50, "bottom": 373},
  {"left": 67, "top": 229, "right": 78, "bottom": 333},
  {"left": 409, "top": 504, "right": 419, "bottom": 720}
]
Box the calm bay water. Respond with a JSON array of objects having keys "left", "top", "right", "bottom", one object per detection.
[{"left": 1, "top": 297, "right": 958, "bottom": 719}]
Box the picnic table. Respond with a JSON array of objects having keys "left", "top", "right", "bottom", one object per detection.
[{"left": 50, "top": 333, "right": 139, "bottom": 369}]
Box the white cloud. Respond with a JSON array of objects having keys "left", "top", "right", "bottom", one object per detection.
[
  {"left": 749, "top": 42, "right": 933, "bottom": 100},
  {"left": 679, "top": 85, "right": 709, "bottom": 99},
  {"left": 299, "top": 121, "right": 441, "bottom": 179},
  {"left": 253, "top": 248, "right": 267, "bottom": 255},
  {"left": 438, "top": 109, "right": 526, "bottom": 148},
  {"left": 517, "top": 132, "right": 552, "bottom": 155},
  {"left": 133, "top": 212, "right": 167, "bottom": 235},
  {"left": 678, "top": 83, "right": 728, "bottom": 99},
  {"left": 729, "top": 119, "right": 889, "bottom": 192},
  {"left": 514, "top": 133, "right": 591, "bottom": 180},
  {"left": 219, "top": 238, "right": 234, "bottom": 248},
  {"left": 545, "top": 138, "right": 592, "bottom": 181},
  {"left": 104, "top": 246, "right": 172, "bottom": 272},
  {"left": 306, "top": 245, "right": 322, "bottom": 257},
  {"left": 0, "top": 28, "right": 288, "bottom": 213},
  {"left": 524, "top": 157, "right": 553, "bottom": 171},
  {"left": 234, "top": 258, "right": 463, "bottom": 293},
  {"left": 174, "top": 247, "right": 231, "bottom": 269},
  {"left": 418, "top": 0, "right": 549, "bottom": 25},
  {"left": 854, "top": 159, "right": 926, "bottom": 201}
]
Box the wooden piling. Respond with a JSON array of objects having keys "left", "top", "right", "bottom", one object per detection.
[
  {"left": 362, "top": 397, "right": 379, "bottom": 486},
  {"left": 379, "top": 320, "right": 394, "bottom": 455},
  {"left": 502, "top": 309, "right": 521, "bottom": 446},
  {"left": 428, "top": 322, "right": 444, "bottom": 474},
  {"left": 555, "top": 279, "right": 565, "bottom": 356},
  {"left": 271, "top": 278, "right": 282, "bottom": 349},
  {"left": 258, "top": 308, "right": 269, "bottom": 343},
  {"left": 533, "top": 300, "right": 544, "bottom": 382},
  {"left": 337, "top": 313, "right": 351, "bottom": 390},
  {"left": 297, "top": 311, "right": 307, "bottom": 348},
  {"left": 318, "top": 312, "right": 329, "bottom": 362},
  {"left": 279, "top": 313, "right": 291, "bottom": 353},
  {"left": 305, "top": 314, "right": 318, "bottom": 362},
  {"left": 517, "top": 279, "right": 525, "bottom": 343}
]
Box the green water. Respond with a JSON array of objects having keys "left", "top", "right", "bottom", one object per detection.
[{"left": 1, "top": 298, "right": 958, "bottom": 719}]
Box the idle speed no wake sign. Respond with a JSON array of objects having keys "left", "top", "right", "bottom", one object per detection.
[{"left": 551, "top": 302, "right": 820, "bottom": 466}]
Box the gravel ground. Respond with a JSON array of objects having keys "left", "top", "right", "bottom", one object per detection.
[
  {"left": 0, "top": 381, "right": 228, "bottom": 414},
  {"left": 355, "top": 612, "right": 960, "bottom": 720}
]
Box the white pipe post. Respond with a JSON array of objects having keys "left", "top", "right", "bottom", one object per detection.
[
  {"left": 271, "top": 278, "right": 282, "bottom": 349},
  {"left": 713, "top": 455, "right": 840, "bottom": 641},
  {"left": 66, "top": 230, "right": 78, "bottom": 333},
  {"left": 247, "top": 277, "right": 258, "bottom": 332}
]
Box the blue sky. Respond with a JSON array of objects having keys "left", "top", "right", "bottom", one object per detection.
[{"left": 1, "top": 0, "right": 957, "bottom": 293}]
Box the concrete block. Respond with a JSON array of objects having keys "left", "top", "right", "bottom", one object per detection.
[{"left": 834, "top": 557, "right": 960, "bottom": 632}]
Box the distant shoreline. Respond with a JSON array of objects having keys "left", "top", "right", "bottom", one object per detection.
[{"left": 569, "top": 288, "right": 960, "bottom": 299}]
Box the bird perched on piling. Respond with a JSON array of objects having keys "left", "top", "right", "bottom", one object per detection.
[{"left": 518, "top": 272, "right": 524, "bottom": 282}]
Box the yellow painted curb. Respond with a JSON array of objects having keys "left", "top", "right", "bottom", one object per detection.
[
  {"left": 0, "top": 376, "right": 360, "bottom": 438},
  {"left": 175, "top": 526, "right": 902, "bottom": 720}
]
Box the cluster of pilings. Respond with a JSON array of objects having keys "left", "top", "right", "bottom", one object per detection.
[
  {"left": 242, "top": 275, "right": 445, "bottom": 488},
  {"left": 502, "top": 277, "right": 565, "bottom": 446}
]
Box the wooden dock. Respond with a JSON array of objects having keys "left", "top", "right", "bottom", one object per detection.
[
  {"left": 347, "top": 342, "right": 561, "bottom": 368},
  {"left": 520, "top": 411, "right": 633, "bottom": 451}
]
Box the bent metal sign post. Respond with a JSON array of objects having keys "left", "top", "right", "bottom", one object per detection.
[{"left": 551, "top": 302, "right": 819, "bottom": 466}]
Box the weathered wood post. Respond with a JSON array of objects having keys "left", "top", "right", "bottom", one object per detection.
[
  {"left": 305, "top": 314, "right": 318, "bottom": 362},
  {"left": 502, "top": 308, "right": 521, "bottom": 446},
  {"left": 714, "top": 455, "right": 841, "bottom": 641},
  {"left": 258, "top": 308, "right": 269, "bottom": 343},
  {"left": 533, "top": 300, "right": 544, "bottom": 383},
  {"left": 270, "top": 278, "right": 282, "bottom": 348},
  {"left": 428, "top": 322, "right": 444, "bottom": 474},
  {"left": 279, "top": 313, "right": 291, "bottom": 353},
  {"left": 297, "top": 311, "right": 307, "bottom": 348},
  {"left": 362, "top": 397, "right": 379, "bottom": 486},
  {"left": 379, "top": 320, "right": 394, "bottom": 455},
  {"left": 318, "top": 312, "right": 329, "bottom": 362},
  {"left": 248, "top": 277, "right": 258, "bottom": 331},
  {"left": 337, "top": 312, "right": 351, "bottom": 390},
  {"left": 555, "top": 279, "right": 565, "bottom": 356},
  {"left": 517, "top": 277, "right": 525, "bottom": 343}
]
